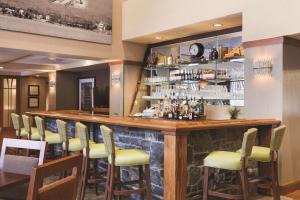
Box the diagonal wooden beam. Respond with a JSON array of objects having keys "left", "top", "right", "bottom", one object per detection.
[{"left": 0, "top": 54, "right": 33, "bottom": 65}]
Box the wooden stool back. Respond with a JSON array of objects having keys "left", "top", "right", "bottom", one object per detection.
[
  {"left": 34, "top": 116, "right": 45, "bottom": 141},
  {"left": 22, "top": 115, "right": 32, "bottom": 139},
  {"left": 11, "top": 113, "right": 21, "bottom": 138},
  {"left": 26, "top": 154, "right": 82, "bottom": 200}
]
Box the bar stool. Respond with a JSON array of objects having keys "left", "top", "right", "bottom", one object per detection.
[
  {"left": 11, "top": 113, "right": 28, "bottom": 139},
  {"left": 237, "top": 125, "right": 286, "bottom": 200},
  {"left": 76, "top": 122, "right": 112, "bottom": 200},
  {"left": 22, "top": 115, "right": 40, "bottom": 140},
  {"left": 35, "top": 116, "right": 63, "bottom": 157},
  {"left": 100, "top": 125, "right": 152, "bottom": 200},
  {"left": 203, "top": 128, "right": 257, "bottom": 200},
  {"left": 56, "top": 119, "right": 95, "bottom": 156}
]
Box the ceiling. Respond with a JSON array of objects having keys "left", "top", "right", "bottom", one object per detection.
[
  {"left": 0, "top": 48, "right": 116, "bottom": 76},
  {"left": 125, "top": 14, "right": 242, "bottom": 44}
]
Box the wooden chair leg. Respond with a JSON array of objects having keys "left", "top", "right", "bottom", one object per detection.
[
  {"left": 108, "top": 165, "right": 115, "bottom": 200},
  {"left": 144, "top": 164, "right": 151, "bottom": 200},
  {"left": 202, "top": 166, "right": 209, "bottom": 200},
  {"left": 239, "top": 168, "right": 249, "bottom": 200},
  {"left": 139, "top": 165, "right": 145, "bottom": 200},
  {"left": 104, "top": 164, "right": 111, "bottom": 200},
  {"left": 271, "top": 160, "right": 280, "bottom": 200},
  {"left": 80, "top": 157, "right": 89, "bottom": 200},
  {"left": 93, "top": 159, "right": 99, "bottom": 196}
]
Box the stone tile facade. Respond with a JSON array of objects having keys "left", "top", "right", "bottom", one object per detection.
[{"left": 45, "top": 118, "right": 256, "bottom": 200}]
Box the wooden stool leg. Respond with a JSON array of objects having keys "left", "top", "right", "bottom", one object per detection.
[
  {"left": 271, "top": 160, "right": 280, "bottom": 200},
  {"left": 144, "top": 164, "right": 151, "bottom": 200},
  {"left": 108, "top": 165, "right": 115, "bottom": 200},
  {"left": 116, "top": 166, "right": 122, "bottom": 200},
  {"left": 202, "top": 167, "right": 209, "bottom": 200},
  {"left": 239, "top": 168, "right": 249, "bottom": 200},
  {"left": 93, "top": 159, "right": 99, "bottom": 196},
  {"left": 104, "top": 164, "right": 111, "bottom": 200},
  {"left": 138, "top": 165, "right": 145, "bottom": 200}
]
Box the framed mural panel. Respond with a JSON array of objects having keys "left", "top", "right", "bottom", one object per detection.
[
  {"left": 28, "top": 97, "right": 39, "bottom": 108},
  {"left": 28, "top": 85, "right": 39, "bottom": 96},
  {"left": 0, "top": 0, "right": 112, "bottom": 44}
]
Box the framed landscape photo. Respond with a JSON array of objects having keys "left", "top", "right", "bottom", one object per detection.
[
  {"left": 28, "top": 85, "right": 40, "bottom": 96},
  {"left": 0, "top": 0, "right": 112, "bottom": 44},
  {"left": 28, "top": 97, "right": 39, "bottom": 108}
]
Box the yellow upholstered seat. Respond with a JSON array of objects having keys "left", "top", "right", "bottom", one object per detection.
[
  {"left": 20, "top": 127, "right": 39, "bottom": 139},
  {"left": 63, "top": 138, "right": 95, "bottom": 152},
  {"left": 204, "top": 151, "right": 243, "bottom": 171},
  {"left": 83, "top": 143, "right": 115, "bottom": 159},
  {"left": 109, "top": 149, "right": 150, "bottom": 167},
  {"left": 237, "top": 146, "right": 271, "bottom": 162},
  {"left": 29, "top": 127, "right": 41, "bottom": 141},
  {"left": 20, "top": 128, "right": 30, "bottom": 137},
  {"left": 45, "top": 130, "right": 61, "bottom": 144}
]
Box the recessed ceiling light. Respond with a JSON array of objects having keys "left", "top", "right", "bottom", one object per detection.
[
  {"left": 0, "top": 66, "right": 4, "bottom": 69},
  {"left": 155, "top": 36, "right": 162, "bottom": 40},
  {"left": 213, "top": 23, "right": 223, "bottom": 27},
  {"left": 36, "top": 75, "right": 40, "bottom": 77}
]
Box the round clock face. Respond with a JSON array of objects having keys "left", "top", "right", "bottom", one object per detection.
[
  {"left": 190, "top": 44, "right": 199, "bottom": 56},
  {"left": 189, "top": 43, "right": 204, "bottom": 57}
]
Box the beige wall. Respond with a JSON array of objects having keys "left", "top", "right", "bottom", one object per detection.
[
  {"left": 243, "top": 41, "right": 300, "bottom": 186},
  {"left": 20, "top": 77, "right": 47, "bottom": 114},
  {"left": 243, "top": 0, "right": 300, "bottom": 42},
  {"left": 123, "top": 0, "right": 300, "bottom": 42},
  {"left": 109, "top": 63, "right": 124, "bottom": 116},
  {"left": 244, "top": 44, "right": 283, "bottom": 120},
  {"left": 0, "top": 0, "right": 145, "bottom": 61},
  {"left": 122, "top": 0, "right": 242, "bottom": 40},
  {"left": 47, "top": 72, "right": 56, "bottom": 111}
]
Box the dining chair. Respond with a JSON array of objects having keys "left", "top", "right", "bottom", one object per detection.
[
  {"left": 26, "top": 154, "right": 82, "bottom": 200},
  {"left": 0, "top": 138, "right": 46, "bottom": 175}
]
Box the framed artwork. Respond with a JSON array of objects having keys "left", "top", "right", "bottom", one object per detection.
[
  {"left": 28, "top": 85, "right": 40, "bottom": 96},
  {"left": 28, "top": 97, "right": 39, "bottom": 108},
  {"left": 0, "top": 0, "right": 112, "bottom": 44}
]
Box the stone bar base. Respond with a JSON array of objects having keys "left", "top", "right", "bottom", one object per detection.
[{"left": 45, "top": 118, "right": 257, "bottom": 200}]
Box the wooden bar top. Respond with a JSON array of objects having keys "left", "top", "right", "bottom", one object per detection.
[{"left": 26, "top": 110, "right": 280, "bottom": 134}]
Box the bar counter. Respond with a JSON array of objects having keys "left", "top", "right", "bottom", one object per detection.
[{"left": 27, "top": 110, "right": 280, "bottom": 200}]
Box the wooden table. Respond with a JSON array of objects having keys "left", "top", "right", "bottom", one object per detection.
[
  {"left": 27, "top": 110, "right": 281, "bottom": 200},
  {"left": 0, "top": 170, "right": 29, "bottom": 191}
]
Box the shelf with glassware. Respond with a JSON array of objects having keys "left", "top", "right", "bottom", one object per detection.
[
  {"left": 142, "top": 58, "right": 244, "bottom": 101},
  {"left": 131, "top": 32, "right": 244, "bottom": 120}
]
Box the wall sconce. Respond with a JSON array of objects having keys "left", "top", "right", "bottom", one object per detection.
[
  {"left": 49, "top": 80, "right": 56, "bottom": 87},
  {"left": 111, "top": 73, "right": 120, "bottom": 85},
  {"left": 253, "top": 58, "right": 273, "bottom": 77}
]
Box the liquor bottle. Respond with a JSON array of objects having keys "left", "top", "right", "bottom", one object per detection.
[
  {"left": 184, "top": 70, "right": 187, "bottom": 80},
  {"left": 180, "top": 70, "right": 184, "bottom": 81},
  {"left": 188, "top": 70, "right": 192, "bottom": 80},
  {"left": 192, "top": 69, "right": 196, "bottom": 80},
  {"left": 200, "top": 97, "right": 205, "bottom": 115},
  {"left": 167, "top": 109, "right": 173, "bottom": 119},
  {"left": 196, "top": 69, "right": 200, "bottom": 80}
]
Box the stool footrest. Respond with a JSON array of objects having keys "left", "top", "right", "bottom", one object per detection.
[
  {"left": 115, "top": 179, "right": 141, "bottom": 186},
  {"left": 208, "top": 190, "right": 243, "bottom": 200},
  {"left": 114, "top": 188, "right": 146, "bottom": 196}
]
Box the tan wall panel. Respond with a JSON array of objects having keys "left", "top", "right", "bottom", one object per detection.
[{"left": 20, "top": 77, "right": 47, "bottom": 114}]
